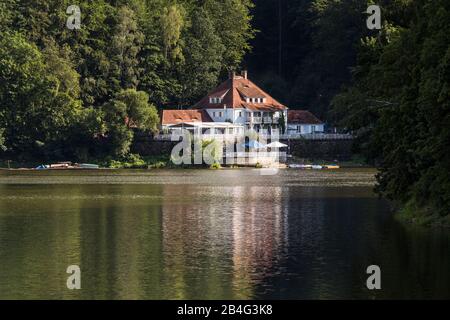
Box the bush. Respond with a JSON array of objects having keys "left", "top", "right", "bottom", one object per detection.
[
  {"left": 107, "top": 154, "right": 146, "bottom": 169},
  {"left": 150, "top": 161, "right": 167, "bottom": 169},
  {"left": 210, "top": 162, "right": 221, "bottom": 170}
]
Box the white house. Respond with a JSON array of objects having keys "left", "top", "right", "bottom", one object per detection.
[
  {"left": 160, "top": 71, "right": 325, "bottom": 138},
  {"left": 161, "top": 71, "right": 288, "bottom": 135},
  {"left": 193, "top": 71, "right": 288, "bottom": 133},
  {"left": 287, "top": 110, "right": 325, "bottom": 135}
]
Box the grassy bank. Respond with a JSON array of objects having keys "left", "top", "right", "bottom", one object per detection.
[
  {"left": 395, "top": 200, "right": 450, "bottom": 228},
  {"left": 0, "top": 155, "right": 172, "bottom": 170},
  {"left": 0, "top": 154, "right": 227, "bottom": 170}
]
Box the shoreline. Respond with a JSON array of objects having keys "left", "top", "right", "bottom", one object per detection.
[{"left": 394, "top": 202, "right": 450, "bottom": 229}]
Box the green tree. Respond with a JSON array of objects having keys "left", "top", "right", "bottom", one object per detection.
[
  {"left": 103, "top": 100, "right": 133, "bottom": 157},
  {"left": 0, "top": 0, "right": 15, "bottom": 31},
  {"left": 331, "top": 0, "right": 450, "bottom": 219},
  {"left": 160, "top": 3, "right": 185, "bottom": 63},
  {"left": 42, "top": 39, "right": 81, "bottom": 97},
  {"left": 0, "top": 128, "right": 5, "bottom": 152},
  {"left": 115, "top": 89, "right": 160, "bottom": 133},
  {"left": 278, "top": 112, "right": 286, "bottom": 134},
  {"left": 180, "top": 8, "right": 225, "bottom": 104},
  {"left": 0, "top": 31, "right": 90, "bottom": 160},
  {"left": 109, "top": 6, "right": 144, "bottom": 92},
  {"left": 103, "top": 89, "right": 160, "bottom": 157},
  {"left": 204, "top": 0, "right": 255, "bottom": 69}
]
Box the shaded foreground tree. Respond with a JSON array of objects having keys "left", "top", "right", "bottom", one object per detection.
[{"left": 331, "top": 0, "right": 450, "bottom": 221}]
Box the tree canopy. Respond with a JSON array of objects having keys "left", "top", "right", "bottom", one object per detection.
[
  {"left": 330, "top": 0, "right": 450, "bottom": 218},
  {"left": 0, "top": 0, "right": 255, "bottom": 161}
]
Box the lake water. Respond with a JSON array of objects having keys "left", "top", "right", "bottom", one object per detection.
[{"left": 0, "top": 169, "right": 449, "bottom": 299}]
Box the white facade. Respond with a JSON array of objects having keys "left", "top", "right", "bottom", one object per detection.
[
  {"left": 287, "top": 123, "right": 324, "bottom": 134},
  {"left": 206, "top": 108, "right": 288, "bottom": 131},
  {"left": 161, "top": 122, "right": 245, "bottom": 137}
]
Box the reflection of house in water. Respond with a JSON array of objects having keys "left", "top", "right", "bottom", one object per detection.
[
  {"left": 160, "top": 183, "right": 287, "bottom": 299},
  {"left": 230, "top": 186, "right": 285, "bottom": 298}
]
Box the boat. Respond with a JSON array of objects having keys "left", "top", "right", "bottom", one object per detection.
[
  {"left": 49, "top": 163, "right": 70, "bottom": 169},
  {"left": 78, "top": 163, "right": 100, "bottom": 169},
  {"left": 289, "top": 164, "right": 312, "bottom": 169},
  {"left": 289, "top": 164, "right": 340, "bottom": 170}
]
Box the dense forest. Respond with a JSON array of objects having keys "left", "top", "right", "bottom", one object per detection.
[
  {"left": 0, "top": 0, "right": 449, "bottom": 221},
  {"left": 0, "top": 0, "right": 255, "bottom": 160}
]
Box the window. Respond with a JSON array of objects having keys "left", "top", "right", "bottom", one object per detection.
[
  {"left": 210, "top": 97, "right": 222, "bottom": 104},
  {"left": 238, "top": 111, "right": 242, "bottom": 117},
  {"left": 219, "top": 112, "right": 223, "bottom": 117}
]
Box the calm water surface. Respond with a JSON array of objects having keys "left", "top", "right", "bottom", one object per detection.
[{"left": 0, "top": 169, "right": 449, "bottom": 299}]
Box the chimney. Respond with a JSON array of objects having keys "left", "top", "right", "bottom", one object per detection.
[
  {"left": 242, "top": 70, "right": 248, "bottom": 79},
  {"left": 229, "top": 70, "right": 236, "bottom": 79}
]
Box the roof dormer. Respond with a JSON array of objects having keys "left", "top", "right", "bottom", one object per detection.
[{"left": 209, "top": 97, "right": 222, "bottom": 104}]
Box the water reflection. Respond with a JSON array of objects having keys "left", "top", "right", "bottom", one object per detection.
[
  {"left": 0, "top": 171, "right": 449, "bottom": 299},
  {"left": 160, "top": 185, "right": 286, "bottom": 299}
]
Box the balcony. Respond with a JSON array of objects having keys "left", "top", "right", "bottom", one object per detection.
[{"left": 263, "top": 117, "right": 273, "bottom": 124}]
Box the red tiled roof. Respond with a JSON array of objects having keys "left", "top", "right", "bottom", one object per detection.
[
  {"left": 194, "top": 72, "right": 287, "bottom": 111},
  {"left": 161, "top": 110, "right": 213, "bottom": 125},
  {"left": 242, "top": 103, "right": 283, "bottom": 111},
  {"left": 237, "top": 87, "right": 265, "bottom": 99},
  {"left": 288, "top": 110, "right": 323, "bottom": 124},
  {"left": 211, "top": 89, "right": 229, "bottom": 98}
]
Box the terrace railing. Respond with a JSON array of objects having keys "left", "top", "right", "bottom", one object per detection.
[
  {"left": 153, "top": 132, "right": 354, "bottom": 141},
  {"left": 280, "top": 133, "right": 354, "bottom": 140}
]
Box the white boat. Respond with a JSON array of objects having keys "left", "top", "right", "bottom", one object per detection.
[
  {"left": 289, "top": 164, "right": 312, "bottom": 169},
  {"left": 290, "top": 164, "right": 338, "bottom": 170},
  {"left": 79, "top": 164, "right": 100, "bottom": 169}
]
